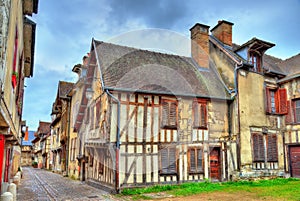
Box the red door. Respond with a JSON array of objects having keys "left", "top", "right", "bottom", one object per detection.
[
  {"left": 289, "top": 146, "right": 300, "bottom": 178},
  {"left": 210, "top": 147, "right": 220, "bottom": 180},
  {"left": 0, "top": 135, "right": 5, "bottom": 188}
]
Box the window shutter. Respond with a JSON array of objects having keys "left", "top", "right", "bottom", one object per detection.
[
  {"left": 169, "top": 102, "right": 177, "bottom": 127},
  {"left": 96, "top": 100, "right": 101, "bottom": 127},
  {"left": 197, "top": 149, "right": 203, "bottom": 171},
  {"left": 190, "top": 149, "right": 196, "bottom": 172},
  {"left": 161, "top": 102, "right": 169, "bottom": 127},
  {"left": 265, "top": 88, "right": 272, "bottom": 114},
  {"left": 278, "top": 88, "right": 288, "bottom": 114},
  {"left": 286, "top": 100, "right": 293, "bottom": 124},
  {"left": 161, "top": 148, "right": 168, "bottom": 174},
  {"left": 193, "top": 102, "right": 199, "bottom": 127},
  {"left": 200, "top": 104, "right": 207, "bottom": 127},
  {"left": 267, "top": 134, "right": 278, "bottom": 162},
  {"left": 169, "top": 147, "right": 176, "bottom": 173},
  {"left": 252, "top": 133, "right": 264, "bottom": 162}
]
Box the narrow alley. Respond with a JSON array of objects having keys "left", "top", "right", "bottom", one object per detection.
[{"left": 16, "top": 167, "right": 116, "bottom": 201}]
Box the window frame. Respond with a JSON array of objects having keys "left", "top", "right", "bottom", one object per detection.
[
  {"left": 294, "top": 99, "right": 300, "bottom": 123},
  {"left": 249, "top": 51, "right": 261, "bottom": 72},
  {"left": 161, "top": 99, "right": 178, "bottom": 129},
  {"left": 188, "top": 147, "right": 204, "bottom": 174},
  {"left": 266, "top": 87, "right": 287, "bottom": 115},
  {"left": 252, "top": 132, "right": 278, "bottom": 163}
]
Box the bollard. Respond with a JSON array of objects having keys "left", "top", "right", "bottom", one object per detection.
[
  {"left": 1, "top": 192, "right": 13, "bottom": 201},
  {"left": 16, "top": 172, "right": 21, "bottom": 183},
  {"left": 8, "top": 183, "right": 16, "bottom": 201},
  {"left": 13, "top": 176, "right": 19, "bottom": 185},
  {"left": 1, "top": 182, "right": 9, "bottom": 194}
]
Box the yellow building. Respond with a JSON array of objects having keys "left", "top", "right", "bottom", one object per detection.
[
  {"left": 50, "top": 81, "right": 74, "bottom": 174},
  {"left": 66, "top": 62, "right": 87, "bottom": 180},
  {"left": 0, "top": 0, "right": 38, "bottom": 193}
]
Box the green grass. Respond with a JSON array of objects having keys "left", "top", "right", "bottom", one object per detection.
[{"left": 120, "top": 178, "right": 300, "bottom": 200}]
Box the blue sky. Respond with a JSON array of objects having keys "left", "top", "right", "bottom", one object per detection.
[{"left": 23, "top": 0, "right": 300, "bottom": 130}]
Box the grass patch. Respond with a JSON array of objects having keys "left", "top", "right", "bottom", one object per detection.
[{"left": 121, "top": 178, "right": 300, "bottom": 200}]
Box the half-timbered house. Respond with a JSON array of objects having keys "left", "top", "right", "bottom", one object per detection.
[{"left": 74, "top": 22, "right": 234, "bottom": 192}]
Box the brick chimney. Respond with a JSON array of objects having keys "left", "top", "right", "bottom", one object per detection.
[
  {"left": 211, "top": 20, "right": 234, "bottom": 46},
  {"left": 190, "top": 23, "right": 210, "bottom": 68}
]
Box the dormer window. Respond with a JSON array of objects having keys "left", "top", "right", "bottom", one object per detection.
[{"left": 249, "top": 52, "right": 261, "bottom": 72}]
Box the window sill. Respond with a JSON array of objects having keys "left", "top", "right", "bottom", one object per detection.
[
  {"left": 159, "top": 172, "right": 177, "bottom": 176},
  {"left": 193, "top": 127, "right": 208, "bottom": 130},
  {"left": 188, "top": 171, "right": 204, "bottom": 175},
  {"left": 161, "top": 126, "right": 177, "bottom": 130}
]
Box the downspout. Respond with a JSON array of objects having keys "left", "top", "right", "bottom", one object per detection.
[
  {"left": 232, "top": 62, "right": 244, "bottom": 171},
  {"left": 105, "top": 89, "right": 120, "bottom": 193}
]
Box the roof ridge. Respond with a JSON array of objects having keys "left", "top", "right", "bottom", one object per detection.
[{"left": 93, "top": 39, "right": 190, "bottom": 58}]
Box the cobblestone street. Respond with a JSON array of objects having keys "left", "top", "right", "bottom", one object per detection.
[{"left": 16, "top": 167, "right": 118, "bottom": 201}]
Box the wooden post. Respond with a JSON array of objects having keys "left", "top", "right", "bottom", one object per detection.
[{"left": 0, "top": 135, "right": 5, "bottom": 191}]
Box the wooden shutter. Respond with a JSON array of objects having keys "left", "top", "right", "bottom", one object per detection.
[
  {"left": 197, "top": 149, "right": 203, "bottom": 171},
  {"left": 193, "top": 102, "right": 199, "bottom": 127},
  {"left": 160, "top": 146, "right": 176, "bottom": 174},
  {"left": 267, "top": 134, "right": 278, "bottom": 162},
  {"left": 161, "top": 101, "right": 169, "bottom": 127},
  {"left": 169, "top": 102, "right": 177, "bottom": 127},
  {"left": 200, "top": 104, "right": 207, "bottom": 127},
  {"left": 265, "top": 88, "right": 272, "bottom": 114},
  {"left": 96, "top": 100, "right": 101, "bottom": 128},
  {"left": 160, "top": 148, "right": 168, "bottom": 174},
  {"left": 169, "top": 147, "right": 176, "bottom": 173},
  {"left": 277, "top": 88, "right": 288, "bottom": 114},
  {"left": 189, "top": 149, "right": 196, "bottom": 172},
  {"left": 286, "top": 100, "right": 294, "bottom": 124},
  {"left": 252, "top": 133, "right": 264, "bottom": 162}
]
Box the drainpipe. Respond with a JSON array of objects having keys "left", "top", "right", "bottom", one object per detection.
[
  {"left": 105, "top": 89, "right": 120, "bottom": 193},
  {"left": 232, "top": 63, "right": 244, "bottom": 171}
]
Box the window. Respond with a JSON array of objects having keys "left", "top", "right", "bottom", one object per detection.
[
  {"left": 188, "top": 147, "right": 203, "bottom": 173},
  {"left": 95, "top": 98, "right": 101, "bottom": 128},
  {"left": 267, "top": 134, "right": 278, "bottom": 162},
  {"left": 161, "top": 100, "right": 177, "bottom": 129},
  {"left": 252, "top": 133, "right": 264, "bottom": 162},
  {"left": 294, "top": 100, "right": 300, "bottom": 123},
  {"left": 70, "top": 138, "right": 77, "bottom": 161},
  {"left": 252, "top": 133, "right": 278, "bottom": 162},
  {"left": 286, "top": 99, "right": 300, "bottom": 124},
  {"left": 249, "top": 52, "right": 261, "bottom": 72},
  {"left": 266, "top": 87, "right": 287, "bottom": 114},
  {"left": 160, "top": 146, "right": 177, "bottom": 174},
  {"left": 193, "top": 101, "right": 207, "bottom": 128}
]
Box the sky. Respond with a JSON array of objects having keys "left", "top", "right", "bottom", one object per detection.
[{"left": 23, "top": 0, "right": 300, "bottom": 131}]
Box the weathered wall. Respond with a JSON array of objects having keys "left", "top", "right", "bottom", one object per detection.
[{"left": 238, "top": 71, "right": 284, "bottom": 176}]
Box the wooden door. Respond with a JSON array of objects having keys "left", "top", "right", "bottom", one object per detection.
[
  {"left": 210, "top": 147, "right": 220, "bottom": 180},
  {"left": 289, "top": 146, "right": 300, "bottom": 178}
]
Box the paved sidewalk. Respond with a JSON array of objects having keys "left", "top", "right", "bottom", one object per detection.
[{"left": 17, "top": 167, "right": 118, "bottom": 201}]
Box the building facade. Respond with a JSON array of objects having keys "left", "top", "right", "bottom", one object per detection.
[{"left": 0, "top": 0, "right": 38, "bottom": 193}]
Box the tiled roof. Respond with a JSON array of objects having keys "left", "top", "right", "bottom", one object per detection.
[
  {"left": 277, "top": 53, "right": 300, "bottom": 75},
  {"left": 263, "top": 54, "right": 285, "bottom": 75},
  {"left": 58, "top": 81, "right": 74, "bottom": 99},
  {"left": 37, "top": 121, "right": 51, "bottom": 135},
  {"left": 94, "top": 40, "right": 229, "bottom": 99}
]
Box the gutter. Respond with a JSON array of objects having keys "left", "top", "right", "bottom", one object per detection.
[{"left": 233, "top": 63, "right": 244, "bottom": 171}]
